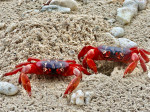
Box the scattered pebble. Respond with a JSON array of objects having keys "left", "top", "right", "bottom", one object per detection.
[
  {"left": 118, "top": 38, "right": 137, "bottom": 48},
  {"left": 75, "top": 90, "right": 85, "bottom": 105},
  {"left": 110, "top": 27, "right": 125, "bottom": 38},
  {"left": 116, "top": 0, "right": 147, "bottom": 25},
  {"left": 123, "top": 0, "right": 138, "bottom": 15},
  {"left": 85, "top": 91, "right": 94, "bottom": 105},
  {"left": 0, "top": 23, "right": 5, "bottom": 29},
  {"left": 6, "top": 23, "right": 17, "bottom": 33},
  {"left": 41, "top": 5, "right": 71, "bottom": 12},
  {"left": 50, "top": 0, "right": 78, "bottom": 11},
  {"left": 116, "top": 7, "right": 135, "bottom": 25},
  {"left": 123, "top": 0, "right": 138, "bottom": 9},
  {"left": 135, "top": 0, "right": 147, "bottom": 11},
  {"left": 0, "top": 82, "right": 18, "bottom": 95},
  {"left": 70, "top": 90, "right": 94, "bottom": 105},
  {"left": 70, "top": 93, "right": 76, "bottom": 104}
]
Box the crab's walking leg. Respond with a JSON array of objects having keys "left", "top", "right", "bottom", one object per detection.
[
  {"left": 139, "top": 56, "right": 147, "bottom": 72},
  {"left": 139, "top": 50, "right": 149, "bottom": 63},
  {"left": 4, "top": 67, "right": 22, "bottom": 76},
  {"left": 123, "top": 53, "right": 139, "bottom": 78},
  {"left": 16, "top": 57, "right": 41, "bottom": 68},
  {"left": 4, "top": 64, "right": 38, "bottom": 96},
  {"left": 16, "top": 62, "right": 32, "bottom": 68},
  {"left": 66, "top": 60, "right": 76, "bottom": 64}
]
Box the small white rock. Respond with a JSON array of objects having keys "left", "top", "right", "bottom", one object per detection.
[
  {"left": 41, "top": 5, "right": 71, "bottom": 12},
  {"left": 116, "top": 7, "right": 135, "bottom": 25},
  {"left": 75, "top": 90, "right": 85, "bottom": 105},
  {"left": 118, "top": 38, "right": 137, "bottom": 48},
  {"left": 6, "top": 23, "right": 17, "bottom": 33},
  {"left": 0, "top": 82, "right": 18, "bottom": 95},
  {"left": 123, "top": 0, "right": 138, "bottom": 9},
  {"left": 85, "top": 91, "right": 94, "bottom": 105},
  {"left": 110, "top": 27, "right": 125, "bottom": 38},
  {"left": 135, "top": 0, "right": 147, "bottom": 11},
  {"left": 0, "top": 23, "right": 5, "bottom": 29},
  {"left": 50, "top": 0, "right": 78, "bottom": 11},
  {"left": 70, "top": 93, "right": 76, "bottom": 104}
]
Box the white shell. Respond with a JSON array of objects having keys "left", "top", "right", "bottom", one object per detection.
[
  {"left": 50, "top": 0, "right": 78, "bottom": 11},
  {"left": 85, "top": 91, "right": 94, "bottom": 105},
  {"left": 0, "top": 82, "right": 18, "bottom": 95},
  {"left": 75, "top": 90, "right": 85, "bottom": 105},
  {"left": 110, "top": 27, "right": 124, "bottom": 38},
  {"left": 70, "top": 93, "right": 76, "bottom": 104}
]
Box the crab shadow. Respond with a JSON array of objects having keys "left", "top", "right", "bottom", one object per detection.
[{"left": 95, "top": 61, "right": 126, "bottom": 76}]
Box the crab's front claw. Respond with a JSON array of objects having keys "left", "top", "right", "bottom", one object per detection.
[
  {"left": 21, "top": 73, "right": 31, "bottom": 96},
  {"left": 86, "top": 58, "right": 98, "bottom": 74},
  {"left": 63, "top": 68, "right": 82, "bottom": 97},
  {"left": 78, "top": 46, "right": 95, "bottom": 62}
]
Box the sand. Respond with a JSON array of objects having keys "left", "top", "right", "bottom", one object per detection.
[{"left": 0, "top": 0, "right": 150, "bottom": 111}]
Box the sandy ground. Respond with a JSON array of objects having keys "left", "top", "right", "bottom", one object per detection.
[{"left": 0, "top": 0, "right": 150, "bottom": 111}]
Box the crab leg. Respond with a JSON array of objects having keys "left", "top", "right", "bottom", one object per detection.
[
  {"left": 139, "top": 50, "right": 149, "bottom": 63},
  {"left": 16, "top": 57, "right": 41, "bottom": 68},
  {"left": 142, "top": 49, "right": 150, "bottom": 55},
  {"left": 65, "top": 60, "right": 76, "bottom": 64},
  {"left": 123, "top": 53, "right": 139, "bottom": 77},
  {"left": 4, "top": 64, "right": 38, "bottom": 96},
  {"left": 139, "top": 56, "right": 147, "bottom": 72},
  {"left": 4, "top": 67, "right": 22, "bottom": 76},
  {"left": 16, "top": 62, "right": 32, "bottom": 68}
]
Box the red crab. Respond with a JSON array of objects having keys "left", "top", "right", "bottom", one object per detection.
[
  {"left": 3, "top": 57, "right": 91, "bottom": 97},
  {"left": 78, "top": 45, "right": 150, "bottom": 77}
]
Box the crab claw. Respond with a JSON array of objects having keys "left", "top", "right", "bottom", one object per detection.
[
  {"left": 63, "top": 64, "right": 91, "bottom": 97},
  {"left": 78, "top": 46, "right": 95, "bottom": 62},
  {"left": 63, "top": 68, "right": 81, "bottom": 97},
  {"left": 20, "top": 73, "right": 31, "bottom": 96}
]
